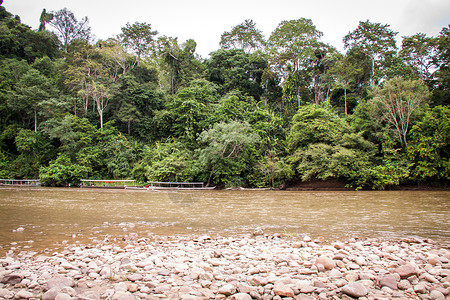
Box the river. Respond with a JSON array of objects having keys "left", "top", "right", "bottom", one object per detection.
[{"left": 0, "top": 187, "right": 448, "bottom": 253}]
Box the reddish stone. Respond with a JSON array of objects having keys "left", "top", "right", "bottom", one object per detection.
[
  {"left": 314, "top": 255, "right": 335, "bottom": 270},
  {"left": 377, "top": 274, "right": 399, "bottom": 290},
  {"left": 273, "top": 281, "right": 295, "bottom": 298},
  {"left": 395, "top": 264, "right": 418, "bottom": 279}
]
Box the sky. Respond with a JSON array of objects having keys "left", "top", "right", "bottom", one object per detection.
[{"left": 4, "top": 0, "right": 450, "bottom": 58}]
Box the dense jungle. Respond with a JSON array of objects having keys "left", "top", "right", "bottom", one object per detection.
[{"left": 0, "top": 4, "right": 448, "bottom": 189}]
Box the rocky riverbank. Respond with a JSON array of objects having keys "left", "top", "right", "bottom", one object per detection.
[{"left": 0, "top": 233, "right": 449, "bottom": 300}]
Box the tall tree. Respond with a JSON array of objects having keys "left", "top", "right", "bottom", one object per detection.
[
  {"left": 329, "top": 53, "right": 363, "bottom": 114},
  {"left": 98, "top": 38, "right": 137, "bottom": 75},
  {"left": 266, "top": 18, "right": 323, "bottom": 78},
  {"left": 373, "top": 77, "right": 430, "bottom": 148},
  {"left": 120, "top": 22, "right": 158, "bottom": 65},
  {"left": 266, "top": 18, "right": 323, "bottom": 109},
  {"left": 38, "top": 8, "right": 53, "bottom": 32},
  {"left": 343, "top": 20, "right": 397, "bottom": 85},
  {"left": 86, "top": 82, "right": 109, "bottom": 129},
  {"left": 157, "top": 37, "right": 202, "bottom": 94},
  {"left": 407, "top": 105, "right": 449, "bottom": 183},
  {"left": 432, "top": 26, "right": 450, "bottom": 106},
  {"left": 206, "top": 48, "right": 264, "bottom": 99},
  {"left": 220, "top": 19, "right": 265, "bottom": 53},
  {"left": 49, "top": 8, "right": 91, "bottom": 53},
  {"left": 7, "top": 69, "right": 56, "bottom": 132},
  {"left": 197, "top": 120, "right": 260, "bottom": 187},
  {"left": 400, "top": 33, "right": 438, "bottom": 81}
]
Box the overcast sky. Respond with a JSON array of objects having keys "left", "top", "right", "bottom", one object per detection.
[{"left": 4, "top": 0, "right": 450, "bottom": 57}]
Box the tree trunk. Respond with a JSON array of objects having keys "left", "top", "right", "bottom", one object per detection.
[
  {"left": 344, "top": 86, "right": 347, "bottom": 115},
  {"left": 34, "top": 109, "right": 37, "bottom": 132},
  {"left": 370, "top": 56, "right": 375, "bottom": 86}
]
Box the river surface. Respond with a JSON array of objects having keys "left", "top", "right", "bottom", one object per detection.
[{"left": 0, "top": 187, "right": 449, "bottom": 253}]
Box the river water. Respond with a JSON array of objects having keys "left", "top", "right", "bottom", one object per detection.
[{"left": 0, "top": 187, "right": 448, "bottom": 253}]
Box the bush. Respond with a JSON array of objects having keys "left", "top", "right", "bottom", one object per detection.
[{"left": 39, "top": 154, "right": 89, "bottom": 186}]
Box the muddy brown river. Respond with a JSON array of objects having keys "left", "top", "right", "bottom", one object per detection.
[{"left": 0, "top": 187, "right": 448, "bottom": 253}]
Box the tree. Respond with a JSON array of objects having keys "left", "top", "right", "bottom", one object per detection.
[
  {"left": 116, "top": 99, "right": 141, "bottom": 135},
  {"left": 407, "top": 105, "right": 449, "bottom": 183},
  {"left": 49, "top": 8, "right": 91, "bottom": 53},
  {"left": 157, "top": 37, "right": 203, "bottom": 94},
  {"left": 206, "top": 49, "right": 264, "bottom": 99},
  {"left": 287, "top": 104, "right": 344, "bottom": 151},
  {"left": 142, "top": 140, "right": 196, "bottom": 182},
  {"left": 197, "top": 120, "right": 260, "bottom": 187},
  {"left": 220, "top": 19, "right": 265, "bottom": 53},
  {"left": 266, "top": 19, "right": 324, "bottom": 109},
  {"left": 266, "top": 18, "right": 323, "bottom": 78},
  {"left": 0, "top": 6, "right": 60, "bottom": 62},
  {"left": 7, "top": 69, "right": 56, "bottom": 131},
  {"left": 287, "top": 104, "right": 376, "bottom": 188},
  {"left": 98, "top": 38, "right": 137, "bottom": 75},
  {"left": 166, "top": 81, "right": 216, "bottom": 142},
  {"left": 0, "top": 58, "right": 30, "bottom": 128},
  {"left": 38, "top": 8, "right": 53, "bottom": 32},
  {"left": 86, "top": 81, "right": 109, "bottom": 129},
  {"left": 432, "top": 26, "right": 450, "bottom": 106},
  {"left": 14, "top": 128, "right": 55, "bottom": 178},
  {"left": 329, "top": 54, "right": 363, "bottom": 114},
  {"left": 373, "top": 77, "right": 430, "bottom": 148},
  {"left": 39, "top": 153, "right": 89, "bottom": 186},
  {"left": 120, "top": 22, "right": 158, "bottom": 65},
  {"left": 251, "top": 150, "right": 292, "bottom": 188},
  {"left": 343, "top": 20, "right": 397, "bottom": 85},
  {"left": 400, "top": 33, "right": 438, "bottom": 81}
]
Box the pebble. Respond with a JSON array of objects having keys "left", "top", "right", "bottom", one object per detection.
[
  {"left": 0, "top": 234, "right": 448, "bottom": 300},
  {"left": 341, "top": 281, "right": 369, "bottom": 298}
]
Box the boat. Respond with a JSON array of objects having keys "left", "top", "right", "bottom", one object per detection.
[
  {"left": 135, "top": 181, "right": 216, "bottom": 191},
  {"left": 0, "top": 179, "right": 40, "bottom": 186},
  {"left": 80, "top": 179, "right": 137, "bottom": 189}
]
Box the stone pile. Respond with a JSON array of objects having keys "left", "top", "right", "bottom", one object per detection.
[{"left": 0, "top": 233, "right": 449, "bottom": 299}]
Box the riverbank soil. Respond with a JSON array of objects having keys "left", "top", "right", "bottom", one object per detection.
[
  {"left": 0, "top": 233, "right": 449, "bottom": 299},
  {"left": 285, "top": 179, "right": 351, "bottom": 191},
  {"left": 284, "top": 178, "right": 450, "bottom": 191}
]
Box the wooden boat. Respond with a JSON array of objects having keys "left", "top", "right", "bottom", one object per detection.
[
  {"left": 0, "top": 179, "right": 40, "bottom": 186},
  {"left": 142, "top": 181, "right": 215, "bottom": 191},
  {"left": 80, "top": 179, "right": 137, "bottom": 189}
]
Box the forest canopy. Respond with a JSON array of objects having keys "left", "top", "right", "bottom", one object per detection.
[{"left": 0, "top": 4, "right": 448, "bottom": 189}]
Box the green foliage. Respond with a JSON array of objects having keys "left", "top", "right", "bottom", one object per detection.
[
  {"left": 206, "top": 49, "right": 264, "bottom": 99},
  {"left": 13, "top": 128, "right": 55, "bottom": 178},
  {"left": 372, "top": 77, "right": 430, "bottom": 148},
  {"left": 407, "top": 105, "right": 450, "bottom": 182},
  {"left": 370, "top": 154, "right": 412, "bottom": 190},
  {"left": 0, "top": 6, "right": 60, "bottom": 62},
  {"left": 250, "top": 150, "right": 293, "bottom": 188},
  {"left": 0, "top": 5, "right": 448, "bottom": 189},
  {"left": 142, "top": 140, "right": 196, "bottom": 182},
  {"left": 287, "top": 105, "right": 377, "bottom": 188},
  {"left": 165, "top": 80, "right": 217, "bottom": 143},
  {"left": 39, "top": 153, "right": 89, "bottom": 186},
  {"left": 48, "top": 8, "right": 91, "bottom": 53},
  {"left": 343, "top": 20, "right": 398, "bottom": 85},
  {"left": 220, "top": 19, "right": 265, "bottom": 53},
  {"left": 197, "top": 120, "right": 260, "bottom": 187},
  {"left": 120, "top": 22, "right": 157, "bottom": 63},
  {"left": 0, "top": 150, "right": 12, "bottom": 178},
  {"left": 97, "top": 122, "right": 137, "bottom": 179},
  {"left": 287, "top": 104, "right": 345, "bottom": 150}
]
